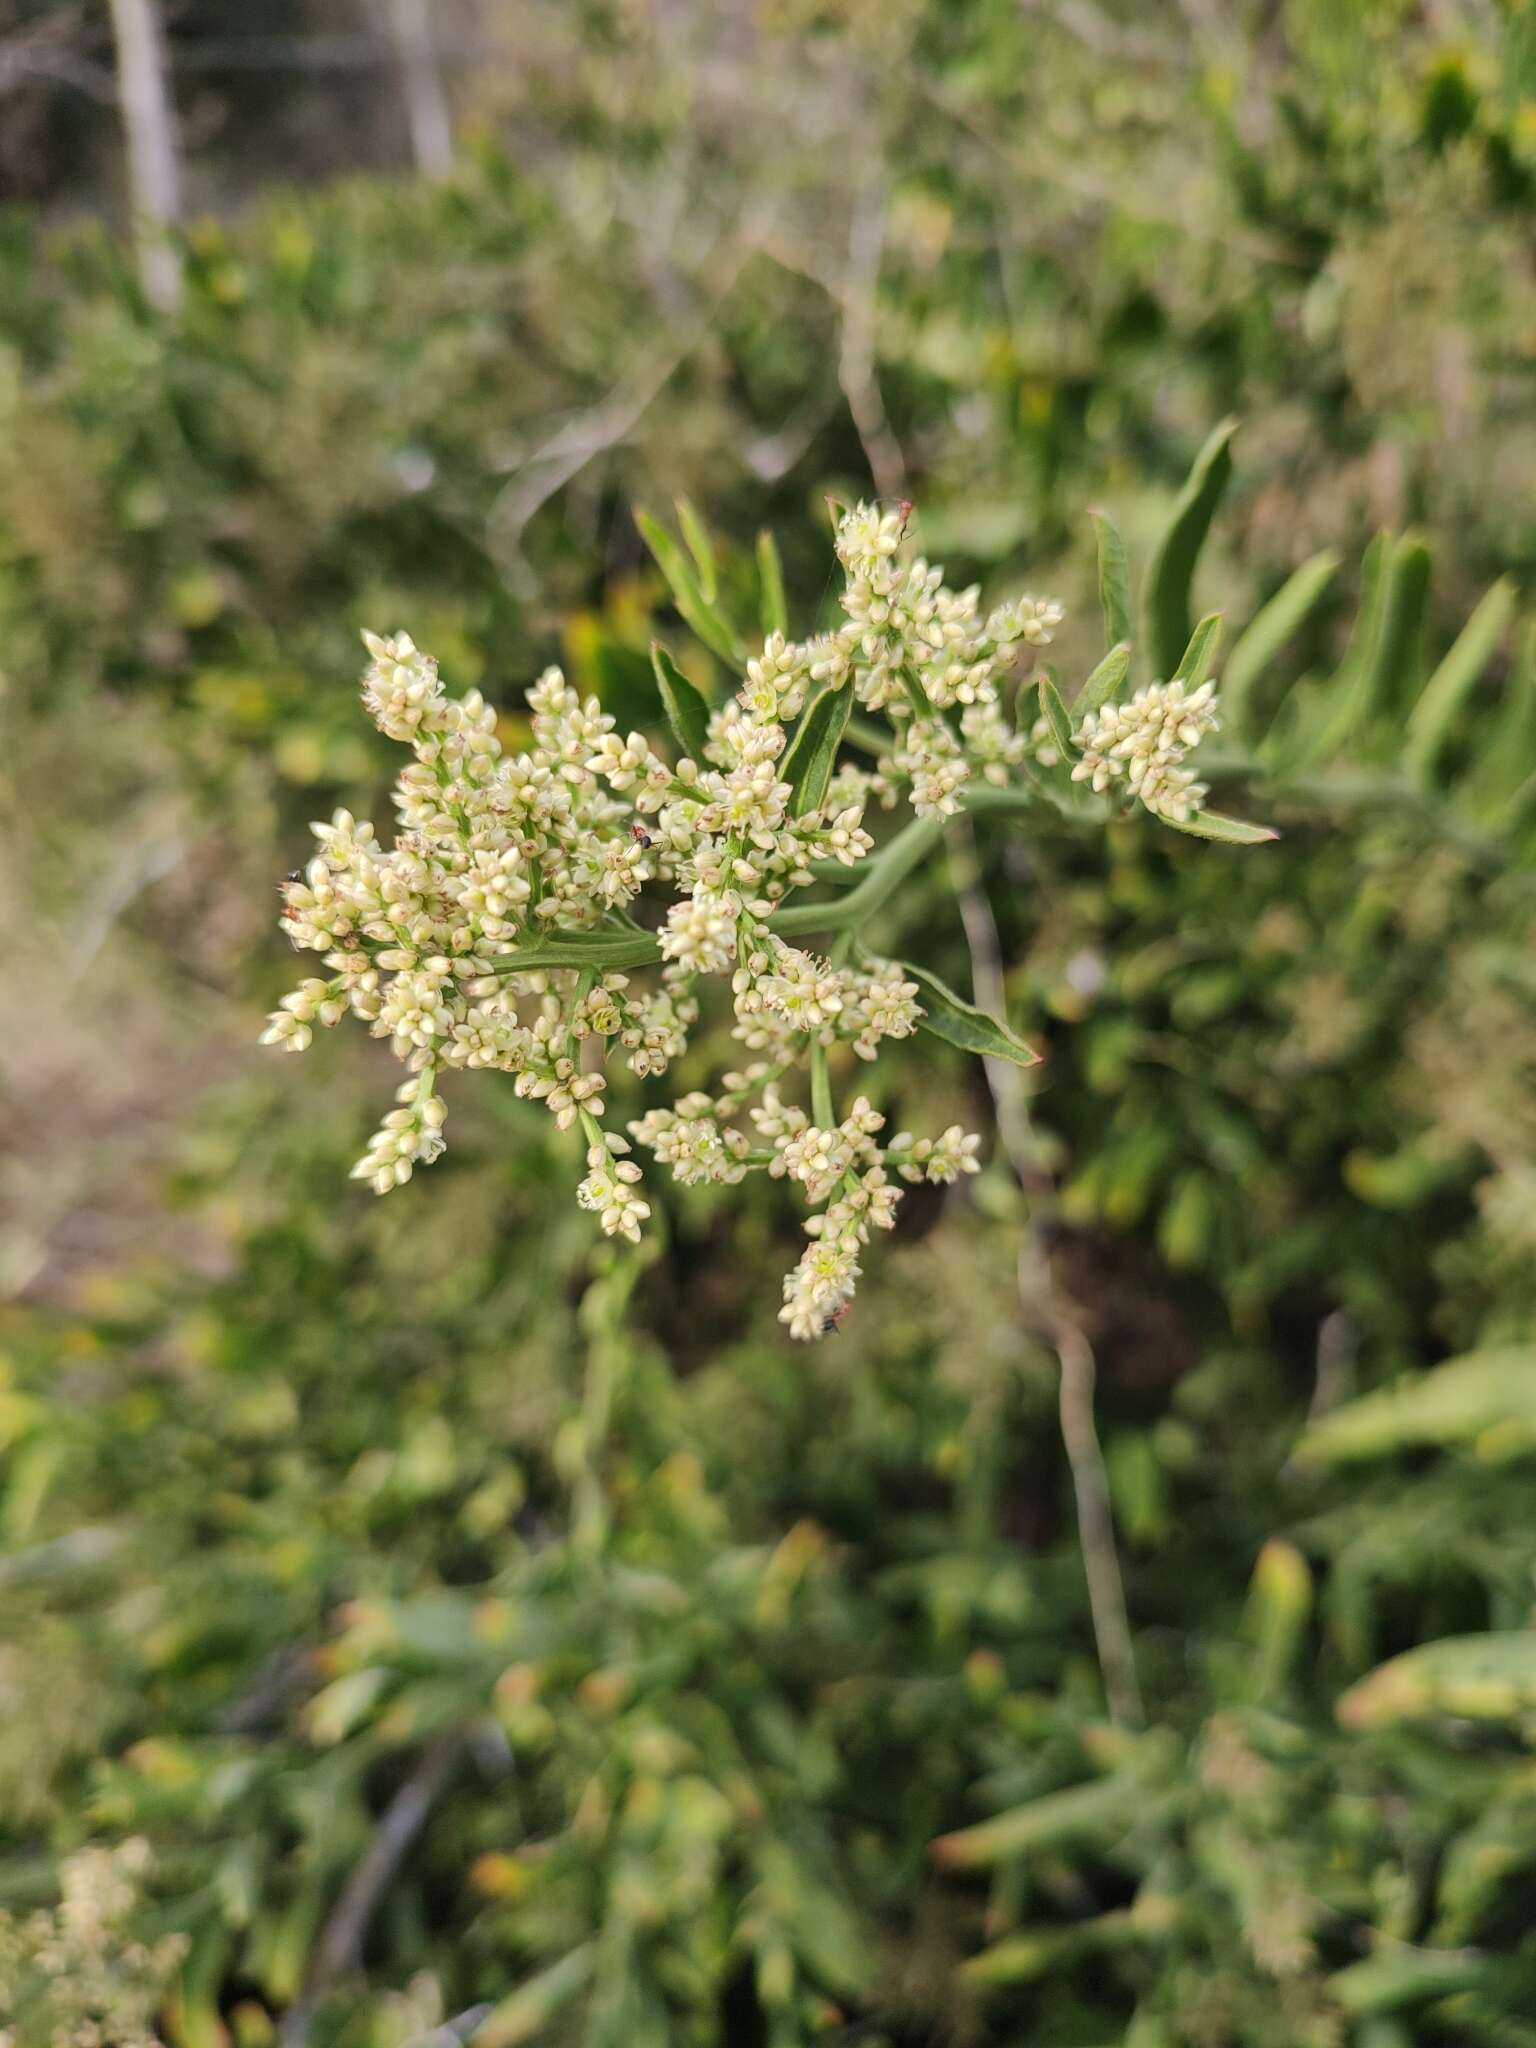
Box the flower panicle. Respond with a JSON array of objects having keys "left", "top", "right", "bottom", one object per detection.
[{"left": 265, "top": 504, "right": 1062, "bottom": 1336}]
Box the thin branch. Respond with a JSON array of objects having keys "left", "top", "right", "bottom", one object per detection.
[
  {"left": 947, "top": 819, "right": 1143, "bottom": 1729},
  {"left": 107, "top": 0, "right": 182, "bottom": 311},
  {"left": 277, "top": 1734, "right": 462, "bottom": 2047},
  {"left": 838, "top": 177, "right": 906, "bottom": 500},
  {"left": 485, "top": 241, "right": 753, "bottom": 580},
  {"left": 382, "top": 0, "right": 454, "bottom": 177}
]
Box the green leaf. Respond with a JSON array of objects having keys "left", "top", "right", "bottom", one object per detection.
[
  {"left": 497, "top": 929, "right": 663, "bottom": 974},
  {"left": 959, "top": 1910, "right": 1147, "bottom": 1988},
  {"left": 1089, "top": 509, "right": 1133, "bottom": 650},
  {"left": 1142, "top": 417, "right": 1238, "bottom": 680},
  {"left": 650, "top": 643, "right": 711, "bottom": 763},
  {"left": 781, "top": 683, "right": 853, "bottom": 816},
  {"left": 770, "top": 816, "right": 945, "bottom": 938},
  {"left": 1073, "top": 641, "right": 1133, "bottom": 724},
  {"left": 637, "top": 510, "right": 743, "bottom": 666},
  {"left": 1337, "top": 1632, "right": 1536, "bottom": 1731},
  {"left": 1460, "top": 619, "right": 1536, "bottom": 824},
  {"left": 1281, "top": 533, "right": 1391, "bottom": 768},
  {"left": 1329, "top": 1944, "right": 1489, "bottom": 2016},
  {"left": 1222, "top": 550, "right": 1340, "bottom": 740},
  {"left": 1297, "top": 1348, "right": 1536, "bottom": 1465},
  {"left": 1157, "top": 809, "right": 1278, "bottom": 844},
  {"left": 674, "top": 496, "right": 718, "bottom": 603},
  {"left": 901, "top": 962, "right": 1040, "bottom": 1067},
  {"left": 756, "top": 529, "right": 788, "bottom": 639},
  {"left": 1405, "top": 576, "right": 1515, "bottom": 783},
  {"left": 932, "top": 1772, "right": 1156, "bottom": 1868},
  {"left": 476, "top": 1946, "right": 598, "bottom": 2047},
  {"left": 1174, "top": 611, "right": 1224, "bottom": 688},
  {"left": 1037, "top": 675, "right": 1078, "bottom": 758},
  {"left": 1360, "top": 531, "right": 1432, "bottom": 723}
]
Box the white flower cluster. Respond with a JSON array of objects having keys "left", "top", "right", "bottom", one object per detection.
[
  {"left": 0, "top": 1837, "right": 186, "bottom": 2048},
  {"left": 1072, "top": 677, "right": 1219, "bottom": 822},
  {"left": 832, "top": 502, "right": 1057, "bottom": 818},
  {"left": 265, "top": 505, "right": 1076, "bottom": 1337}
]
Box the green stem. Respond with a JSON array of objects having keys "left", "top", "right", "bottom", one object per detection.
[
  {"left": 810, "top": 1039, "right": 834, "bottom": 1129},
  {"left": 489, "top": 793, "right": 1038, "bottom": 982},
  {"left": 899, "top": 667, "right": 934, "bottom": 725}
]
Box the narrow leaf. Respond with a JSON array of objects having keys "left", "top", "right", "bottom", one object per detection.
[
  {"left": 674, "top": 496, "right": 718, "bottom": 602},
  {"left": 1359, "top": 531, "right": 1432, "bottom": 725},
  {"left": 1158, "top": 809, "right": 1278, "bottom": 845},
  {"left": 902, "top": 962, "right": 1040, "bottom": 1068},
  {"left": 1037, "top": 675, "right": 1077, "bottom": 759},
  {"left": 932, "top": 1774, "right": 1146, "bottom": 1868},
  {"left": 756, "top": 528, "right": 788, "bottom": 639},
  {"left": 1297, "top": 1348, "right": 1536, "bottom": 1465},
  {"left": 1329, "top": 1945, "right": 1488, "bottom": 2016},
  {"left": 1404, "top": 576, "right": 1515, "bottom": 783},
  {"left": 1222, "top": 550, "right": 1339, "bottom": 740},
  {"left": 1142, "top": 417, "right": 1239, "bottom": 680},
  {"left": 476, "top": 1946, "right": 598, "bottom": 2047},
  {"left": 1174, "top": 611, "right": 1224, "bottom": 688},
  {"left": 637, "top": 510, "right": 743, "bottom": 666},
  {"left": 1089, "top": 510, "right": 1133, "bottom": 650},
  {"left": 1337, "top": 1632, "right": 1536, "bottom": 1731},
  {"left": 1072, "top": 641, "right": 1133, "bottom": 724},
  {"left": 499, "top": 930, "right": 663, "bottom": 974},
  {"left": 1462, "top": 619, "right": 1536, "bottom": 824},
  {"left": 650, "top": 643, "right": 711, "bottom": 763},
  {"left": 782, "top": 684, "right": 853, "bottom": 816},
  {"left": 1283, "top": 531, "right": 1392, "bottom": 770}
]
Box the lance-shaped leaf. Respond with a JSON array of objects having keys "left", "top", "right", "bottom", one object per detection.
[
  {"left": 674, "top": 495, "right": 718, "bottom": 602},
  {"left": 756, "top": 528, "right": 788, "bottom": 639},
  {"left": 1360, "top": 531, "right": 1432, "bottom": 723},
  {"left": 1037, "top": 674, "right": 1078, "bottom": 758},
  {"left": 959, "top": 1909, "right": 1151, "bottom": 1989},
  {"left": 1222, "top": 550, "right": 1339, "bottom": 740},
  {"left": 901, "top": 962, "right": 1040, "bottom": 1067},
  {"left": 496, "top": 929, "right": 663, "bottom": 974},
  {"left": 1157, "top": 809, "right": 1278, "bottom": 844},
  {"left": 782, "top": 682, "right": 853, "bottom": 815},
  {"left": 1404, "top": 576, "right": 1515, "bottom": 784},
  {"left": 650, "top": 643, "right": 711, "bottom": 763},
  {"left": 1329, "top": 1944, "right": 1490, "bottom": 2017},
  {"left": 637, "top": 510, "right": 743, "bottom": 666},
  {"left": 1173, "top": 611, "right": 1223, "bottom": 688},
  {"left": 1302, "top": 533, "right": 1432, "bottom": 764},
  {"left": 1337, "top": 1632, "right": 1536, "bottom": 1730},
  {"left": 477, "top": 1945, "right": 598, "bottom": 2047},
  {"left": 1297, "top": 1348, "right": 1536, "bottom": 1464},
  {"left": 1462, "top": 619, "right": 1536, "bottom": 823},
  {"left": 1142, "top": 417, "right": 1238, "bottom": 680},
  {"left": 1089, "top": 509, "right": 1133, "bottom": 651},
  {"left": 932, "top": 1766, "right": 1168, "bottom": 1868},
  {"left": 1072, "top": 640, "right": 1133, "bottom": 725}
]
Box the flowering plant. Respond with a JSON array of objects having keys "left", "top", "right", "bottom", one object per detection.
[{"left": 264, "top": 484, "right": 1267, "bottom": 1338}]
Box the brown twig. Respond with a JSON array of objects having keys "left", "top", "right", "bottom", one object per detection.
[
  {"left": 278, "top": 1733, "right": 462, "bottom": 2046},
  {"left": 948, "top": 820, "right": 1144, "bottom": 1728},
  {"left": 837, "top": 176, "right": 907, "bottom": 501}
]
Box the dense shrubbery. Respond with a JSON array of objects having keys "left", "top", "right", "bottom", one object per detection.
[{"left": 7, "top": 4, "right": 1536, "bottom": 2043}]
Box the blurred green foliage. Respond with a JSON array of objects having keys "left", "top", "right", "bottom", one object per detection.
[{"left": 7, "top": 2, "right": 1536, "bottom": 2042}]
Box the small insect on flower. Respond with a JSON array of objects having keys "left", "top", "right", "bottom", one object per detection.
[
  {"left": 631, "top": 823, "right": 654, "bottom": 850},
  {"left": 819, "top": 1301, "right": 852, "bottom": 1338}
]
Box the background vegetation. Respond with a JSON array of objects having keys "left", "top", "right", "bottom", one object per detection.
[{"left": 6, "top": 2, "right": 1536, "bottom": 2043}]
